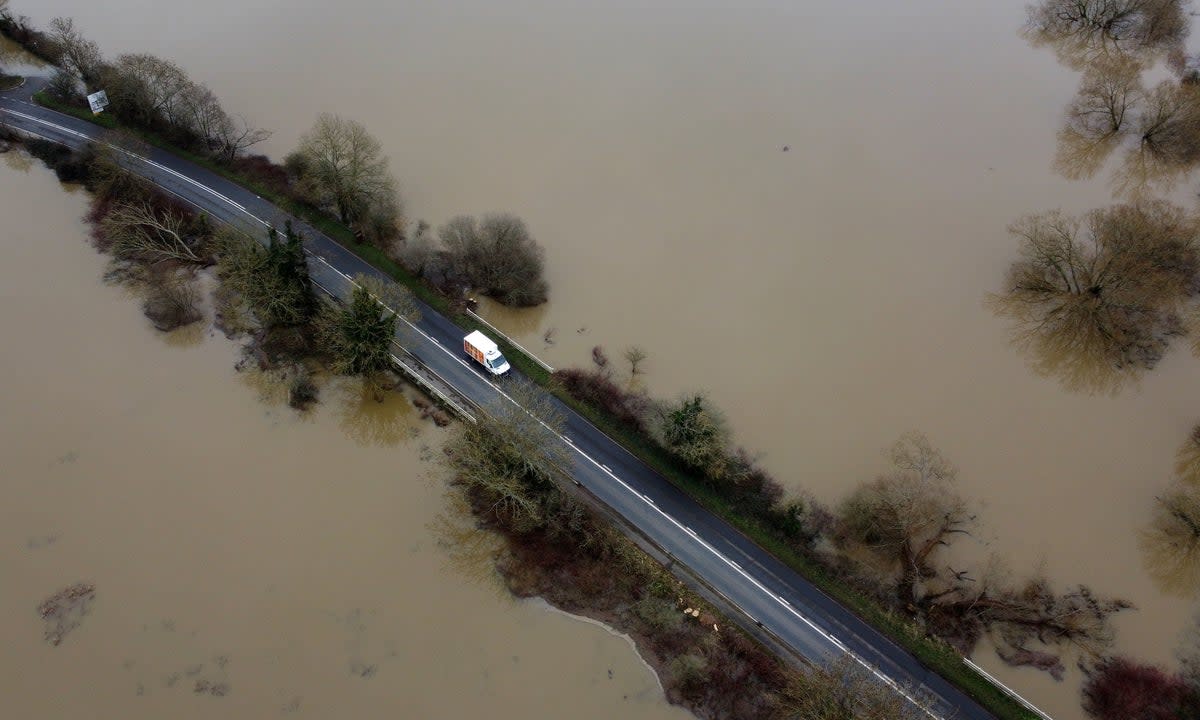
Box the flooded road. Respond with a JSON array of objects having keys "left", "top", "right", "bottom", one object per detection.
[
  {"left": 9, "top": 0, "right": 1200, "bottom": 716},
  {"left": 0, "top": 159, "right": 692, "bottom": 719}
]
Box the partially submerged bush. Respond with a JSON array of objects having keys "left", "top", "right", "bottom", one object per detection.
[
  {"left": 554, "top": 367, "right": 650, "bottom": 433},
  {"left": 142, "top": 272, "right": 201, "bottom": 331},
  {"left": 22, "top": 138, "right": 94, "bottom": 184},
  {"left": 288, "top": 368, "right": 319, "bottom": 410},
  {"left": 403, "top": 214, "right": 549, "bottom": 306},
  {"left": 1081, "top": 656, "right": 1197, "bottom": 720}
]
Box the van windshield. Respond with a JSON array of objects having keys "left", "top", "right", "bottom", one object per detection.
[{"left": 489, "top": 355, "right": 508, "bottom": 369}]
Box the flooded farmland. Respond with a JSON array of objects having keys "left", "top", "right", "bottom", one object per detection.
[{"left": 8, "top": 0, "right": 1200, "bottom": 717}]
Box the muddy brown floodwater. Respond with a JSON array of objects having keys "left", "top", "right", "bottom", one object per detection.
[
  {"left": 10, "top": 0, "right": 1200, "bottom": 716},
  {"left": 0, "top": 160, "right": 694, "bottom": 718}
]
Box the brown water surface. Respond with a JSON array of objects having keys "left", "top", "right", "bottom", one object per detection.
[
  {"left": 0, "top": 159, "right": 692, "bottom": 719},
  {"left": 10, "top": 1, "right": 1200, "bottom": 716}
]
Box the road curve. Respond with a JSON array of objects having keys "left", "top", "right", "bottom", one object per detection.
[{"left": 2, "top": 78, "right": 1007, "bottom": 720}]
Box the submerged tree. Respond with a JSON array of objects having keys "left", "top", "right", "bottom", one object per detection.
[
  {"left": 837, "top": 434, "right": 1129, "bottom": 676},
  {"left": 1178, "top": 424, "right": 1200, "bottom": 483},
  {"left": 836, "top": 432, "right": 970, "bottom": 606},
  {"left": 1056, "top": 57, "right": 1144, "bottom": 179},
  {"left": 624, "top": 345, "right": 648, "bottom": 377},
  {"left": 1115, "top": 80, "right": 1200, "bottom": 194},
  {"left": 1024, "top": 0, "right": 1189, "bottom": 69},
  {"left": 1141, "top": 482, "right": 1200, "bottom": 596},
  {"left": 990, "top": 201, "right": 1199, "bottom": 391},
  {"left": 1082, "top": 656, "right": 1196, "bottom": 720},
  {"left": 437, "top": 213, "right": 549, "bottom": 306}
]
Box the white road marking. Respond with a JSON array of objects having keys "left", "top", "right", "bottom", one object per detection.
[{"left": 2, "top": 108, "right": 270, "bottom": 230}]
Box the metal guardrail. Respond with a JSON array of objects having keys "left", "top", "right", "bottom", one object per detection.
[
  {"left": 391, "top": 352, "right": 477, "bottom": 423},
  {"left": 963, "top": 658, "right": 1054, "bottom": 720},
  {"left": 466, "top": 307, "right": 555, "bottom": 374}
]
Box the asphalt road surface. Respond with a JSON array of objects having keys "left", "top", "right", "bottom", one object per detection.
[{"left": 2, "top": 77, "right": 1017, "bottom": 720}]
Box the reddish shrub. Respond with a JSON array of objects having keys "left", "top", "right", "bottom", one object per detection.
[
  {"left": 555, "top": 368, "right": 649, "bottom": 433},
  {"left": 728, "top": 447, "right": 785, "bottom": 511},
  {"left": 1082, "top": 657, "right": 1192, "bottom": 720},
  {"left": 85, "top": 194, "right": 118, "bottom": 250},
  {"left": 591, "top": 345, "right": 609, "bottom": 369},
  {"left": 231, "top": 154, "right": 291, "bottom": 197}
]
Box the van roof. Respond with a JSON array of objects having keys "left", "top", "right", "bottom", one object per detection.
[{"left": 464, "top": 330, "right": 500, "bottom": 353}]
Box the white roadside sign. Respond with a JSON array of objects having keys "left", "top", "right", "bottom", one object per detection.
[{"left": 86, "top": 90, "right": 109, "bottom": 115}]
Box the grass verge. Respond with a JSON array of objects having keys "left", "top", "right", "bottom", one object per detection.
[
  {"left": 31, "top": 90, "right": 1037, "bottom": 720},
  {"left": 0, "top": 73, "right": 24, "bottom": 91}
]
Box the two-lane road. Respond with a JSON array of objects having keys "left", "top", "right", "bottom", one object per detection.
[{"left": 2, "top": 78, "right": 1011, "bottom": 720}]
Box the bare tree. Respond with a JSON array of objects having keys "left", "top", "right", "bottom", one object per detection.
[
  {"left": 396, "top": 219, "right": 434, "bottom": 273},
  {"left": 624, "top": 345, "right": 648, "bottom": 376},
  {"left": 1178, "top": 423, "right": 1200, "bottom": 483},
  {"left": 773, "top": 655, "right": 933, "bottom": 720},
  {"left": 215, "top": 114, "right": 270, "bottom": 162},
  {"left": 141, "top": 271, "right": 201, "bottom": 331},
  {"left": 836, "top": 432, "right": 971, "bottom": 606},
  {"left": 1024, "top": 0, "right": 1189, "bottom": 68},
  {"left": 176, "top": 81, "right": 270, "bottom": 160},
  {"left": 354, "top": 188, "right": 402, "bottom": 249},
  {"left": 102, "top": 199, "right": 207, "bottom": 265},
  {"left": 105, "top": 53, "right": 191, "bottom": 129},
  {"left": 836, "top": 434, "right": 1129, "bottom": 675},
  {"left": 1056, "top": 57, "right": 1143, "bottom": 179},
  {"left": 437, "top": 213, "right": 549, "bottom": 306},
  {"left": 290, "top": 113, "right": 399, "bottom": 233},
  {"left": 1140, "top": 482, "right": 1200, "bottom": 595},
  {"left": 1116, "top": 79, "right": 1200, "bottom": 194},
  {"left": 989, "top": 202, "right": 1199, "bottom": 391},
  {"left": 180, "top": 82, "right": 231, "bottom": 154},
  {"left": 47, "top": 17, "right": 102, "bottom": 85}
]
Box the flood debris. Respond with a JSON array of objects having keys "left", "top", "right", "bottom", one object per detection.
[
  {"left": 38, "top": 582, "right": 96, "bottom": 645},
  {"left": 411, "top": 395, "right": 452, "bottom": 426},
  {"left": 26, "top": 533, "right": 60, "bottom": 550},
  {"left": 193, "top": 679, "right": 230, "bottom": 696}
]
